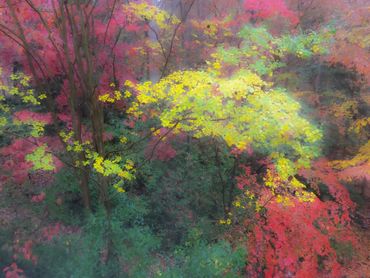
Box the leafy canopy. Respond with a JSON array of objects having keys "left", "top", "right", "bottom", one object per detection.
[{"left": 125, "top": 26, "right": 327, "bottom": 202}]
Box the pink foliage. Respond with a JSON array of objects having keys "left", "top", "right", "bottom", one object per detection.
[
  {"left": 20, "top": 240, "right": 37, "bottom": 264},
  {"left": 145, "top": 128, "right": 185, "bottom": 161},
  {"left": 303, "top": 159, "right": 356, "bottom": 220},
  {"left": 246, "top": 198, "right": 350, "bottom": 277},
  {"left": 238, "top": 159, "right": 356, "bottom": 277},
  {"left": 244, "top": 0, "right": 299, "bottom": 25},
  {"left": 0, "top": 0, "right": 142, "bottom": 140},
  {"left": 13, "top": 110, "right": 52, "bottom": 124},
  {"left": 338, "top": 163, "right": 370, "bottom": 182},
  {"left": 1, "top": 139, "right": 35, "bottom": 183},
  {"left": 0, "top": 137, "right": 63, "bottom": 184},
  {"left": 237, "top": 166, "right": 257, "bottom": 190},
  {"left": 3, "top": 263, "right": 24, "bottom": 278},
  {"left": 12, "top": 239, "right": 37, "bottom": 265},
  {"left": 41, "top": 223, "right": 62, "bottom": 241},
  {"left": 31, "top": 192, "right": 46, "bottom": 203}
]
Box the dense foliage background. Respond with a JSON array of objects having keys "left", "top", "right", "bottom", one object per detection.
[{"left": 0, "top": 0, "right": 369, "bottom": 277}]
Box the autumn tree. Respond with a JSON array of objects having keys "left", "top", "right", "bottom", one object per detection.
[
  {"left": 0, "top": 0, "right": 183, "bottom": 210},
  {"left": 0, "top": 0, "right": 365, "bottom": 276}
]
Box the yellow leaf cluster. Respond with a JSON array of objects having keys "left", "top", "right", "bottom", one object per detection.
[
  {"left": 92, "top": 155, "right": 135, "bottom": 181},
  {"left": 127, "top": 68, "right": 322, "bottom": 199},
  {"left": 98, "top": 90, "right": 122, "bottom": 103},
  {"left": 331, "top": 140, "right": 370, "bottom": 169},
  {"left": 123, "top": 2, "right": 180, "bottom": 30},
  {"left": 350, "top": 117, "right": 370, "bottom": 134}
]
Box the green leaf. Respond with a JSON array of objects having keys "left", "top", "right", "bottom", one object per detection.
[{"left": 25, "top": 145, "right": 55, "bottom": 171}]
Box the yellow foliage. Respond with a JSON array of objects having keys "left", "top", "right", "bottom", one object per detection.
[
  {"left": 123, "top": 2, "right": 180, "bottom": 30},
  {"left": 330, "top": 100, "right": 358, "bottom": 119},
  {"left": 350, "top": 117, "right": 370, "bottom": 134},
  {"left": 331, "top": 140, "right": 370, "bottom": 169},
  {"left": 127, "top": 68, "right": 322, "bottom": 199},
  {"left": 98, "top": 90, "right": 122, "bottom": 103},
  {"left": 92, "top": 154, "right": 135, "bottom": 181}
]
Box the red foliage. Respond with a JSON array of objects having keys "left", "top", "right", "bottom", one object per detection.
[
  {"left": 0, "top": 1, "right": 142, "bottom": 167},
  {"left": 302, "top": 159, "right": 356, "bottom": 220},
  {"left": 145, "top": 128, "right": 179, "bottom": 161},
  {"left": 0, "top": 137, "right": 63, "bottom": 184},
  {"left": 236, "top": 166, "right": 257, "bottom": 190},
  {"left": 1, "top": 138, "right": 35, "bottom": 184},
  {"left": 236, "top": 159, "right": 356, "bottom": 277},
  {"left": 286, "top": 0, "right": 369, "bottom": 83},
  {"left": 0, "top": 0, "right": 141, "bottom": 94},
  {"left": 327, "top": 44, "right": 370, "bottom": 84},
  {"left": 12, "top": 239, "right": 37, "bottom": 264},
  {"left": 338, "top": 164, "right": 370, "bottom": 183},
  {"left": 31, "top": 191, "right": 46, "bottom": 203},
  {"left": 245, "top": 198, "right": 353, "bottom": 277},
  {"left": 13, "top": 110, "right": 52, "bottom": 124},
  {"left": 19, "top": 240, "right": 37, "bottom": 264},
  {"left": 244, "top": 0, "right": 299, "bottom": 25},
  {"left": 3, "top": 263, "right": 24, "bottom": 278},
  {"left": 40, "top": 222, "right": 78, "bottom": 241}
]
